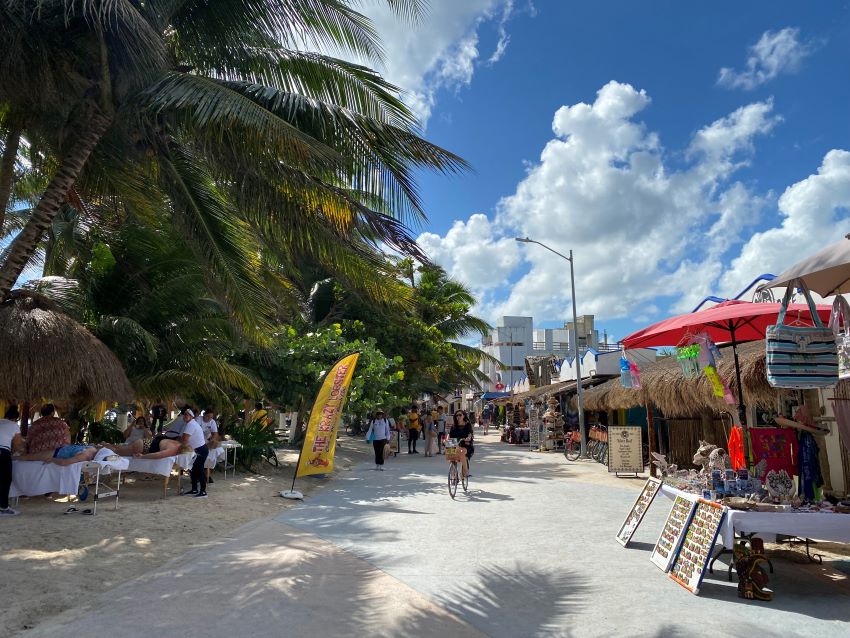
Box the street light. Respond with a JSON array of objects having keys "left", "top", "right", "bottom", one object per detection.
[{"left": 515, "top": 237, "right": 587, "bottom": 458}]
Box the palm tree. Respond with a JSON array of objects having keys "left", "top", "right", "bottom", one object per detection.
[{"left": 0, "top": 0, "right": 466, "bottom": 320}]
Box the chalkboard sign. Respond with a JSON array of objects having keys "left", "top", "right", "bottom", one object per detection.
[
  {"left": 669, "top": 499, "right": 727, "bottom": 594},
  {"left": 616, "top": 477, "right": 663, "bottom": 547},
  {"left": 608, "top": 426, "right": 643, "bottom": 475},
  {"left": 650, "top": 494, "right": 697, "bottom": 572}
]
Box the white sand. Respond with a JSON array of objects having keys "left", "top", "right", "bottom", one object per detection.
[{"left": 1, "top": 440, "right": 370, "bottom": 636}]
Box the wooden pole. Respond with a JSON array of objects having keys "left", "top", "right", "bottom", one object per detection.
[{"left": 646, "top": 400, "right": 656, "bottom": 476}]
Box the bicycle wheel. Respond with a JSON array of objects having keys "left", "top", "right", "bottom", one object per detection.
[
  {"left": 448, "top": 462, "right": 458, "bottom": 499},
  {"left": 461, "top": 466, "right": 469, "bottom": 492},
  {"left": 601, "top": 443, "right": 609, "bottom": 466},
  {"left": 566, "top": 438, "right": 580, "bottom": 461}
]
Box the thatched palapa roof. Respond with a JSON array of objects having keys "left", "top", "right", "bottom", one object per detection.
[
  {"left": 0, "top": 291, "right": 133, "bottom": 403},
  {"left": 583, "top": 341, "right": 783, "bottom": 417}
]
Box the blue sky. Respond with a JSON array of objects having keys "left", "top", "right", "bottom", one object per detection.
[{"left": 363, "top": 1, "right": 850, "bottom": 342}]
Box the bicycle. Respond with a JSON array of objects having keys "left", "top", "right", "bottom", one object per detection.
[
  {"left": 565, "top": 428, "right": 581, "bottom": 461},
  {"left": 445, "top": 441, "right": 468, "bottom": 499}
]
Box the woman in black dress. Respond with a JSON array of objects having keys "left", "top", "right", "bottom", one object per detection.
[{"left": 449, "top": 411, "right": 474, "bottom": 477}]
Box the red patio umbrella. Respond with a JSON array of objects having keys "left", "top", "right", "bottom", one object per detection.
[{"left": 623, "top": 299, "right": 832, "bottom": 466}]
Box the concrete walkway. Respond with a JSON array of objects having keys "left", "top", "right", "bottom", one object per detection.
[{"left": 28, "top": 435, "right": 850, "bottom": 637}]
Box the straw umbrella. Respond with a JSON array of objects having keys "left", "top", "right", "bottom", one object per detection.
[{"left": 0, "top": 291, "right": 133, "bottom": 404}]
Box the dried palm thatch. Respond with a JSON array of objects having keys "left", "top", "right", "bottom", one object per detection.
[
  {"left": 0, "top": 291, "right": 133, "bottom": 403},
  {"left": 580, "top": 341, "right": 784, "bottom": 417}
]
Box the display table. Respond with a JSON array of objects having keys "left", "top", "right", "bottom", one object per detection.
[
  {"left": 219, "top": 440, "right": 241, "bottom": 479},
  {"left": 660, "top": 483, "right": 850, "bottom": 549}
]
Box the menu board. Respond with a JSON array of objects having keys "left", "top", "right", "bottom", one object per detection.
[
  {"left": 650, "top": 494, "right": 697, "bottom": 572},
  {"left": 616, "top": 477, "right": 663, "bottom": 547},
  {"left": 608, "top": 426, "right": 644, "bottom": 474},
  {"left": 669, "top": 499, "right": 727, "bottom": 594}
]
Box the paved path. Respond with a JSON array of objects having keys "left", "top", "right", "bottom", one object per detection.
[{"left": 28, "top": 435, "right": 850, "bottom": 637}]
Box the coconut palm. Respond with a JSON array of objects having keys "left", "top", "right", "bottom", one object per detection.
[{"left": 0, "top": 0, "right": 466, "bottom": 327}]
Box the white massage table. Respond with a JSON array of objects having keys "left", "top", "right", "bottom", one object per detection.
[
  {"left": 81, "top": 453, "right": 130, "bottom": 514},
  {"left": 10, "top": 460, "right": 85, "bottom": 499},
  {"left": 126, "top": 453, "right": 195, "bottom": 498}
]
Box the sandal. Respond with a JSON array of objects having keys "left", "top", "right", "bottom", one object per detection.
[{"left": 64, "top": 506, "right": 78, "bottom": 515}]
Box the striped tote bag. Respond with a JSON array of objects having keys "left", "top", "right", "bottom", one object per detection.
[{"left": 766, "top": 281, "right": 838, "bottom": 389}]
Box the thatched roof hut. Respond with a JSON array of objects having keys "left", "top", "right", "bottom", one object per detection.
[
  {"left": 582, "top": 341, "right": 783, "bottom": 417},
  {"left": 0, "top": 291, "right": 133, "bottom": 403}
]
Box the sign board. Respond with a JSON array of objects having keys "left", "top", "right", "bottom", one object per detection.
[
  {"left": 616, "top": 476, "right": 663, "bottom": 547},
  {"left": 650, "top": 494, "right": 697, "bottom": 572},
  {"left": 608, "top": 426, "right": 644, "bottom": 475},
  {"left": 669, "top": 499, "right": 727, "bottom": 595}
]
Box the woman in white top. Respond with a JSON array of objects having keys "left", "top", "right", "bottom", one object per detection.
[
  {"left": 365, "top": 411, "right": 391, "bottom": 470},
  {"left": 0, "top": 406, "right": 23, "bottom": 516},
  {"left": 179, "top": 410, "right": 209, "bottom": 498}
]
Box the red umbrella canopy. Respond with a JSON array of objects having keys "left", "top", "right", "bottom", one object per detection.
[{"left": 622, "top": 300, "right": 833, "bottom": 349}]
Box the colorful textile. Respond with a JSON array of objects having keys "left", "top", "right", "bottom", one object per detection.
[
  {"left": 797, "top": 431, "right": 823, "bottom": 501},
  {"left": 748, "top": 427, "right": 797, "bottom": 478},
  {"left": 727, "top": 425, "right": 746, "bottom": 471},
  {"left": 26, "top": 416, "right": 71, "bottom": 454}
]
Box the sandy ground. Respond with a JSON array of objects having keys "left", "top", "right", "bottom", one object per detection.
[{"left": 1, "top": 438, "right": 371, "bottom": 636}]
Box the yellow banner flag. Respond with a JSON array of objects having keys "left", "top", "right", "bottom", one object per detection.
[{"left": 296, "top": 352, "right": 360, "bottom": 478}]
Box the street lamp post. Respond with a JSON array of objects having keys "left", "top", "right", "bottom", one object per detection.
[{"left": 515, "top": 237, "right": 587, "bottom": 458}]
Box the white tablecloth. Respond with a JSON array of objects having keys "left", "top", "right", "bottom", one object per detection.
[
  {"left": 10, "top": 460, "right": 84, "bottom": 497},
  {"left": 205, "top": 446, "right": 226, "bottom": 469},
  {"left": 659, "top": 483, "right": 850, "bottom": 548},
  {"left": 126, "top": 453, "right": 195, "bottom": 477}
]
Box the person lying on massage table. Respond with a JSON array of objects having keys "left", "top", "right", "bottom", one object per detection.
[
  {"left": 16, "top": 440, "right": 146, "bottom": 465},
  {"left": 131, "top": 439, "right": 193, "bottom": 459}
]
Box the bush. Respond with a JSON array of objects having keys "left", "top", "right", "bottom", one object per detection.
[{"left": 225, "top": 418, "right": 281, "bottom": 471}]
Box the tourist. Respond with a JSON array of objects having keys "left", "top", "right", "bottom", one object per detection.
[
  {"left": 25, "top": 404, "right": 70, "bottom": 454},
  {"left": 133, "top": 439, "right": 194, "bottom": 459},
  {"left": 147, "top": 409, "right": 186, "bottom": 453},
  {"left": 406, "top": 406, "right": 420, "bottom": 454},
  {"left": 249, "top": 402, "right": 270, "bottom": 428},
  {"left": 124, "top": 416, "right": 152, "bottom": 448},
  {"left": 436, "top": 406, "right": 447, "bottom": 454},
  {"left": 17, "top": 438, "right": 146, "bottom": 465},
  {"left": 366, "top": 410, "right": 391, "bottom": 470},
  {"left": 0, "top": 406, "right": 23, "bottom": 516},
  {"left": 424, "top": 415, "right": 438, "bottom": 457},
  {"left": 149, "top": 403, "right": 168, "bottom": 434},
  {"left": 180, "top": 410, "right": 209, "bottom": 498},
  {"left": 450, "top": 410, "right": 474, "bottom": 477}
]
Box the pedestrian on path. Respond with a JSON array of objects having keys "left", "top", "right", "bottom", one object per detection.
[
  {"left": 436, "top": 406, "right": 447, "bottom": 454},
  {"left": 407, "top": 406, "right": 420, "bottom": 454},
  {"left": 424, "top": 418, "right": 438, "bottom": 457},
  {"left": 366, "top": 411, "right": 391, "bottom": 470}
]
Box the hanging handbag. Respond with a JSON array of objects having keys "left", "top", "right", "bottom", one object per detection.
[
  {"left": 766, "top": 280, "right": 838, "bottom": 388},
  {"left": 829, "top": 295, "right": 850, "bottom": 379}
]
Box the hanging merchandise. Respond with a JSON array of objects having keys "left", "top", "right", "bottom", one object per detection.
[
  {"left": 629, "top": 362, "right": 642, "bottom": 389},
  {"left": 693, "top": 332, "right": 718, "bottom": 371},
  {"left": 727, "top": 424, "right": 746, "bottom": 471},
  {"left": 797, "top": 431, "right": 824, "bottom": 501},
  {"left": 620, "top": 357, "right": 633, "bottom": 388},
  {"left": 676, "top": 343, "right": 701, "bottom": 379},
  {"left": 829, "top": 295, "right": 850, "bottom": 379},
  {"left": 704, "top": 365, "right": 725, "bottom": 398},
  {"left": 766, "top": 279, "right": 838, "bottom": 389},
  {"left": 749, "top": 427, "right": 797, "bottom": 478}
]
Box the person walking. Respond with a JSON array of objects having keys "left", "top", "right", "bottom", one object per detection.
[
  {"left": 435, "top": 406, "right": 447, "bottom": 454},
  {"left": 0, "top": 406, "right": 23, "bottom": 516},
  {"left": 424, "top": 417, "right": 438, "bottom": 457},
  {"left": 407, "top": 406, "right": 420, "bottom": 454},
  {"left": 366, "top": 411, "right": 391, "bottom": 470}
]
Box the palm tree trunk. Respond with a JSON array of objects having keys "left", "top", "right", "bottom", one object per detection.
[
  {"left": 0, "top": 118, "right": 23, "bottom": 234},
  {"left": 0, "top": 112, "right": 111, "bottom": 298}
]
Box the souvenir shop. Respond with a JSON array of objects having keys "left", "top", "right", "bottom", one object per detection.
[{"left": 600, "top": 266, "right": 850, "bottom": 599}]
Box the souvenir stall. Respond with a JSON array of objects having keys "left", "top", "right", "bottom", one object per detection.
[{"left": 611, "top": 272, "right": 850, "bottom": 600}]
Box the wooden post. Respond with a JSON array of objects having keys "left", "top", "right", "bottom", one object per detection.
[{"left": 646, "top": 400, "right": 656, "bottom": 476}]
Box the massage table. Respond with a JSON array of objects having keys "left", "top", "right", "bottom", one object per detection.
[
  {"left": 10, "top": 460, "right": 85, "bottom": 499},
  {"left": 126, "top": 453, "right": 195, "bottom": 498}
]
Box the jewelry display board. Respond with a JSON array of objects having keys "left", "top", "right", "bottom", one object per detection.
[
  {"left": 650, "top": 494, "right": 698, "bottom": 572},
  {"left": 616, "top": 476, "right": 663, "bottom": 547},
  {"left": 669, "top": 499, "right": 727, "bottom": 594}
]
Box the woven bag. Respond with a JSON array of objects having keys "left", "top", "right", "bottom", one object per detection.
[
  {"left": 766, "top": 281, "right": 838, "bottom": 389},
  {"left": 829, "top": 295, "right": 850, "bottom": 379}
]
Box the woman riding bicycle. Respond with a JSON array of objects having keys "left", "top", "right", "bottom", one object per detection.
[{"left": 449, "top": 411, "right": 474, "bottom": 477}]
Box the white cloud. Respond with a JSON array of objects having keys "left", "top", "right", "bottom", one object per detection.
[
  {"left": 718, "top": 27, "right": 813, "bottom": 90},
  {"left": 487, "top": 0, "right": 514, "bottom": 64},
  {"left": 417, "top": 213, "right": 520, "bottom": 291},
  {"left": 362, "top": 1, "right": 519, "bottom": 125},
  {"left": 721, "top": 149, "right": 850, "bottom": 294},
  {"left": 419, "top": 81, "right": 799, "bottom": 326}
]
